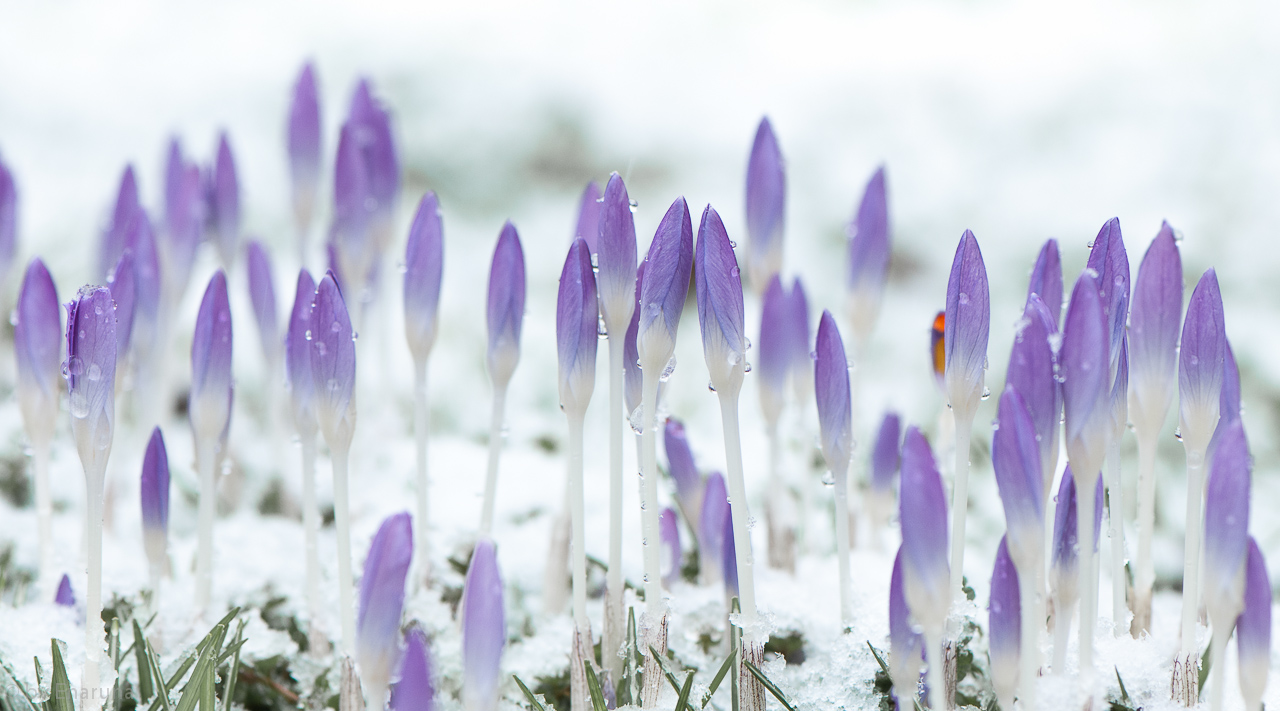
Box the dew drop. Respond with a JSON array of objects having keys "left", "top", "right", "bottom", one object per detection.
[
  {"left": 730, "top": 266, "right": 741, "bottom": 278},
  {"left": 744, "top": 337, "right": 752, "bottom": 351},
  {"left": 67, "top": 357, "right": 84, "bottom": 376},
  {"left": 707, "top": 381, "right": 717, "bottom": 393},
  {"left": 8, "top": 311, "right": 16, "bottom": 327},
  {"left": 95, "top": 421, "right": 111, "bottom": 450},
  {"left": 304, "top": 329, "right": 313, "bottom": 341},
  {"left": 87, "top": 363, "right": 102, "bottom": 381},
  {"left": 981, "top": 387, "right": 991, "bottom": 401},
  {"left": 327, "top": 378, "right": 339, "bottom": 392},
  {"left": 70, "top": 391, "right": 90, "bottom": 418},
  {"left": 94, "top": 304, "right": 103, "bottom": 316},
  {"left": 628, "top": 406, "right": 645, "bottom": 434},
  {"left": 809, "top": 349, "right": 818, "bottom": 362},
  {"left": 821, "top": 471, "right": 835, "bottom": 486},
  {"left": 331, "top": 321, "right": 342, "bottom": 333},
  {"left": 598, "top": 315, "right": 608, "bottom": 338},
  {"left": 743, "top": 362, "right": 752, "bottom": 373},
  {"left": 314, "top": 342, "right": 327, "bottom": 356},
  {"left": 590, "top": 253, "right": 600, "bottom": 270},
  {"left": 958, "top": 292, "right": 970, "bottom": 305},
  {"left": 1189, "top": 354, "right": 1199, "bottom": 366},
  {"left": 396, "top": 259, "right": 408, "bottom": 274},
  {"left": 659, "top": 356, "right": 677, "bottom": 383}
]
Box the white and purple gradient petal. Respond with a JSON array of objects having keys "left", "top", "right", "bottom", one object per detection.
[
  {"left": 1179, "top": 269, "right": 1226, "bottom": 453},
  {"left": 888, "top": 547, "right": 923, "bottom": 711},
  {"left": 1085, "top": 217, "right": 1130, "bottom": 372},
  {"left": 246, "top": 241, "right": 280, "bottom": 367},
  {"left": 1208, "top": 338, "right": 1241, "bottom": 459},
  {"left": 1050, "top": 467, "right": 1080, "bottom": 604},
  {"left": 663, "top": 418, "right": 702, "bottom": 522},
  {"left": 623, "top": 262, "right": 644, "bottom": 418},
  {"left": 65, "top": 286, "right": 117, "bottom": 478},
  {"left": 1027, "top": 238, "right": 1063, "bottom": 328},
  {"left": 0, "top": 154, "right": 15, "bottom": 279},
  {"left": 1006, "top": 294, "right": 1060, "bottom": 490},
  {"left": 1236, "top": 538, "right": 1270, "bottom": 711},
  {"left": 100, "top": 165, "right": 139, "bottom": 280},
  {"left": 722, "top": 498, "right": 738, "bottom": 601},
  {"left": 943, "top": 230, "right": 990, "bottom": 418},
  {"left": 404, "top": 191, "right": 444, "bottom": 363},
  {"left": 659, "top": 507, "right": 682, "bottom": 588},
  {"left": 14, "top": 259, "right": 61, "bottom": 441},
  {"left": 163, "top": 140, "right": 203, "bottom": 294},
  {"left": 788, "top": 277, "right": 813, "bottom": 407},
  {"left": 285, "top": 270, "right": 318, "bottom": 439},
  {"left": 106, "top": 250, "right": 136, "bottom": 363},
  {"left": 757, "top": 275, "right": 789, "bottom": 429},
  {"left": 190, "top": 272, "right": 233, "bottom": 444},
  {"left": 870, "top": 411, "right": 902, "bottom": 494},
  {"left": 847, "top": 166, "right": 890, "bottom": 340},
  {"left": 815, "top": 310, "right": 852, "bottom": 477},
  {"left": 462, "top": 539, "right": 505, "bottom": 711},
  {"left": 347, "top": 79, "right": 400, "bottom": 226},
  {"left": 487, "top": 222, "right": 526, "bottom": 388},
  {"left": 311, "top": 272, "right": 356, "bottom": 450},
  {"left": 392, "top": 627, "right": 435, "bottom": 711},
  {"left": 1061, "top": 272, "right": 1110, "bottom": 480},
  {"left": 555, "top": 238, "right": 598, "bottom": 415},
  {"left": 140, "top": 427, "right": 170, "bottom": 571},
  {"left": 745, "top": 116, "right": 785, "bottom": 292},
  {"left": 991, "top": 386, "right": 1044, "bottom": 568},
  {"left": 637, "top": 198, "right": 693, "bottom": 367},
  {"left": 573, "top": 181, "right": 601, "bottom": 253},
  {"left": 55, "top": 574, "right": 74, "bottom": 607},
  {"left": 988, "top": 536, "right": 1021, "bottom": 707},
  {"left": 1127, "top": 223, "right": 1182, "bottom": 434},
  {"left": 357, "top": 512, "right": 414, "bottom": 705},
  {"left": 288, "top": 62, "right": 322, "bottom": 214},
  {"left": 596, "top": 173, "right": 637, "bottom": 333},
  {"left": 899, "top": 426, "right": 949, "bottom": 628},
  {"left": 1202, "top": 420, "right": 1250, "bottom": 617},
  {"left": 698, "top": 472, "right": 728, "bottom": 584},
  {"left": 211, "top": 133, "right": 241, "bottom": 268},
  {"left": 694, "top": 205, "right": 746, "bottom": 393}
]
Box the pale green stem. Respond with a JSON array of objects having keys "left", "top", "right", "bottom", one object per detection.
[
  {"left": 717, "top": 391, "right": 759, "bottom": 640},
  {"left": 414, "top": 359, "right": 431, "bottom": 581},
  {"left": 196, "top": 439, "right": 216, "bottom": 614},
  {"left": 1105, "top": 441, "right": 1126, "bottom": 632},
  {"left": 925, "top": 629, "right": 946, "bottom": 711},
  {"left": 1208, "top": 619, "right": 1230, "bottom": 711},
  {"left": 1052, "top": 591, "right": 1073, "bottom": 674},
  {"left": 833, "top": 454, "right": 853, "bottom": 626},
  {"left": 301, "top": 436, "right": 321, "bottom": 642},
  {"left": 479, "top": 385, "right": 508, "bottom": 538},
  {"left": 333, "top": 445, "right": 355, "bottom": 655},
  {"left": 1181, "top": 448, "right": 1206, "bottom": 654},
  {"left": 1019, "top": 563, "right": 1043, "bottom": 708},
  {"left": 604, "top": 340, "right": 625, "bottom": 680},
  {"left": 568, "top": 411, "right": 588, "bottom": 633},
  {"left": 950, "top": 415, "right": 973, "bottom": 605},
  {"left": 639, "top": 371, "right": 664, "bottom": 624},
  {"left": 84, "top": 475, "right": 104, "bottom": 711},
  {"left": 33, "top": 439, "right": 52, "bottom": 594},
  {"left": 1134, "top": 434, "right": 1158, "bottom": 623},
  {"left": 1078, "top": 470, "right": 1099, "bottom": 681}
]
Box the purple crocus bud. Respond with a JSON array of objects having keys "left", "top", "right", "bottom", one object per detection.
[
  {"left": 1127, "top": 223, "right": 1183, "bottom": 435},
  {"left": 889, "top": 548, "right": 924, "bottom": 711},
  {"left": 140, "top": 427, "right": 170, "bottom": 570},
  {"left": 487, "top": 222, "right": 526, "bottom": 389},
  {"left": 757, "top": 275, "right": 790, "bottom": 430},
  {"left": 694, "top": 205, "right": 746, "bottom": 393},
  {"left": 556, "top": 239, "right": 598, "bottom": 415},
  {"left": 1006, "top": 294, "right": 1061, "bottom": 489},
  {"left": 246, "top": 240, "right": 280, "bottom": 368},
  {"left": 789, "top": 278, "right": 813, "bottom": 407},
  {"left": 190, "top": 272, "right": 233, "bottom": 445},
  {"left": 211, "top": 133, "right": 241, "bottom": 268},
  {"left": 722, "top": 499, "right": 739, "bottom": 600},
  {"left": 1061, "top": 273, "right": 1111, "bottom": 483},
  {"left": 65, "top": 286, "right": 117, "bottom": 462},
  {"left": 15, "top": 259, "right": 62, "bottom": 442},
  {"left": 1027, "top": 238, "right": 1063, "bottom": 328},
  {"left": 0, "top": 155, "right": 17, "bottom": 279},
  {"left": 698, "top": 471, "right": 728, "bottom": 583},
  {"left": 573, "top": 181, "right": 601, "bottom": 252},
  {"left": 847, "top": 166, "right": 890, "bottom": 340},
  {"left": 745, "top": 116, "right": 785, "bottom": 292},
  {"left": 623, "top": 262, "right": 644, "bottom": 418},
  {"left": 55, "top": 574, "right": 74, "bottom": 608},
  {"left": 404, "top": 192, "right": 444, "bottom": 364},
  {"left": 898, "top": 426, "right": 949, "bottom": 630},
  {"left": 659, "top": 507, "right": 682, "bottom": 587},
  {"left": 1202, "top": 420, "right": 1250, "bottom": 618},
  {"left": 347, "top": 79, "right": 400, "bottom": 228},
  {"left": 1236, "top": 538, "right": 1270, "bottom": 711},
  {"left": 462, "top": 539, "right": 505, "bottom": 711},
  {"left": 311, "top": 272, "right": 357, "bottom": 450},
  {"left": 163, "top": 141, "right": 203, "bottom": 293},
  {"left": 597, "top": 173, "right": 638, "bottom": 334},
  {"left": 870, "top": 412, "right": 902, "bottom": 494},
  {"left": 1085, "top": 218, "right": 1130, "bottom": 373},
  {"left": 358, "top": 512, "right": 414, "bottom": 706},
  {"left": 106, "top": 250, "right": 136, "bottom": 363},
  {"left": 331, "top": 123, "right": 374, "bottom": 288},
  {"left": 285, "top": 270, "right": 318, "bottom": 438},
  {"left": 815, "top": 310, "right": 852, "bottom": 476},
  {"left": 392, "top": 627, "right": 435, "bottom": 711},
  {"left": 1209, "top": 339, "right": 1241, "bottom": 457},
  {"left": 288, "top": 62, "right": 322, "bottom": 221},
  {"left": 992, "top": 386, "right": 1045, "bottom": 569},
  {"left": 636, "top": 198, "right": 694, "bottom": 369},
  {"left": 943, "top": 230, "right": 990, "bottom": 419},
  {"left": 100, "top": 165, "right": 139, "bottom": 280},
  {"left": 988, "top": 536, "right": 1021, "bottom": 709},
  {"left": 1179, "top": 269, "right": 1226, "bottom": 453},
  {"left": 126, "top": 210, "right": 162, "bottom": 344},
  {"left": 1050, "top": 467, "right": 1080, "bottom": 606},
  {"left": 1108, "top": 336, "right": 1129, "bottom": 443},
  {"left": 663, "top": 418, "right": 702, "bottom": 521}
]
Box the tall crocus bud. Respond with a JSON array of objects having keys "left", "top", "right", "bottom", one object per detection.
[
  {"left": 1179, "top": 269, "right": 1226, "bottom": 455},
  {"left": 140, "top": 427, "right": 170, "bottom": 581},
  {"left": 888, "top": 548, "right": 923, "bottom": 711},
  {"left": 698, "top": 472, "right": 729, "bottom": 584},
  {"left": 358, "top": 513, "right": 414, "bottom": 710},
  {"left": 944, "top": 230, "right": 990, "bottom": 421},
  {"left": 0, "top": 155, "right": 15, "bottom": 282},
  {"left": 1086, "top": 218, "right": 1130, "bottom": 373},
  {"left": 1203, "top": 421, "right": 1251, "bottom": 711},
  {"left": 637, "top": 198, "right": 694, "bottom": 371},
  {"left": 1128, "top": 223, "right": 1183, "bottom": 437},
  {"left": 757, "top": 275, "right": 790, "bottom": 431},
  {"left": 557, "top": 238, "right": 598, "bottom": 416},
  {"left": 190, "top": 272, "right": 234, "bottom": 445},
  {"left": 246, "top": 241, "right": 280, "bottom": 369},
  {"left": 598, "top": 173, "right": 638, "bottom": 334},
  {"left": 899, "top": 426, "right": 949, "bottom": 711},
  {"left": 744, "top": 116, "right": 784, "bottom": 293},
  {"left": 462, "top": 540, "right": 505, "bottom": 711},
  {"left": 392, "top": 627, "right": 435, "bottom": 711},
  {"left": 1236, "top": 538, "right": 1270, "bottom": 711},
  {"left": 1006, "top": 294, "right": 1061, "bottom": 492},
  {"left": 404, "top": 192, "right": 444, "bottom": 364},
  {"left": 331, "top": 123, "right": 374, "bottom": 292},
  {"left": 870, "top": 412, "right": 902, "bottom": 497},
  {"left": 1209, "top": 340, "right": 1241, "bottom": 457},
  {"left": 659, "top": 508, "right": 682, "bottom": 587},
  {"left": 285, "top": 270, "right": 318, "bottom": 439},
  {"left": 347, "top": 79, "right": 400, "bottom": 234},
  {"left": 66, "top": 287, "right": 117, "bottom": 478},
  {"left": 311, "top": 272, "right": 356, "bottom": 451},
  {"left": 288, "top": 62, "right": 322, "bottom": 240},
  {"left": 163, "top": 139, "right": 203, "bottom": 296},
  {"left": 623, "top": 262, "right": 644, "bottom": 420},
  {"left": 991, "top": 387, "right": 1044, "bottom": 571},
  {"left": 663, "top": 418, "right": 703, "bottom": 526},
  {"left": 487, "top": 222, "right": 526, "bottom": 389},
  {"left": 1027, "top": 238, "right": 1063, "bottom": 328},
  {"left": 847, "top": 166, "right": 889, "bottom": 344},
  {"left": 106, "top": 251, "right": 136, "bottom": 367},
  {"left": 126, "top": 210, "right": 162, "bottom": 358},
  {"left": 988, "top": 537, "right": 1021, "bottom": 711},
  {"left": 1049, "top": 467, "right": 1104, "bottom": 672},
  {"left": 815, "top": 309, "right": 853, "bottom": 620},
  {"left": 55, "top": 574, "right": 75, "bottom": 608},
  {"left": 1061, "top": 273, "right": 1110, "bottom": 482},
  {"left": 695, "top": 205, "right": 746, "bottom": 394},
  {"left": 100, "top": 165, "right": 139, "bottom": 280},
  {"left": 211, "top": 133, "right": 241, "bottom": 269},
  {"left": 15, "top": 259, "right": 61, "bottom": 443},
  {"left": 573, "top": 181, "right": 601, "bottom": 252},
  {"left": 788, "top": 278, "right": 813, "bottom": 407}
]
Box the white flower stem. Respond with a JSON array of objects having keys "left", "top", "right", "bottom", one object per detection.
[
  {"left": 950, "top": 415, "right": 974, "bottom": 605},
  {"left": 1019, "top": 563, "right": 1043, "bottom": 708},
  {"left": 413, "top": 358, "right": 431, "bottom": 581},
  {"left": 638, "top": 371, "right": 664, "bottom": 625},
  {"left": 84, "top": 476, "right": 104, "bottom": 711},
  {"left": 833, "top": 454, "right": 853, "bottom": 626},
  {"left": 479, "top": 384, "right": 508, "bottom": 538},
  {"left": 1208, "top": 617, "right": 1230, "bottom": 711},
  {"left": 33, "top": 438, "right": 52, "bottom": 594},
  {"left": 603, "top": 339, "right": 625, "bottom": 681},
  {"left": 925, "top": 629, "right": 947, "bottom": 711},
  {"left": 196, "top": 438, "right": 217, "bottom": 614},
  {"left": 332, "top": 444, "right": 356, "bottom": 655},
  {"left": 1134, "top": 432, "right": 1158, "bottom": 632},
  {"left": 568, "top": 410, "right": 589, "bottom": 633},
  {"left": 300, "top": 436, "right": 322, "bottom": 644},
  {"left": 1180, "top": 448, "right": 1206, "bottom": 654},
  {"left": 1105, "top": 441, "right": 1126, "bottom": 632},
  {"left": 717, "top": 391, "right": 758, "bottom": 640},
  {"left": 1077, "top": 470, "right": 1099, "bottom": 680},
  {"left": 1052, "top": 591, "right": 1073, "bottom": 674}
]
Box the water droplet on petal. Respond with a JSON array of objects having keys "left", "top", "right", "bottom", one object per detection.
[
  {"left": 821, "top": 471, "right": 835, "bottom": 486},
  {"left": 87, "top": 364, "right": 102, "bottom": 381},
  {"left": 331, "top": 321, "right": 341, "bottom": 333},
  {"left": 70, "top": 391, "right": 89, "bottom": 418},
  {"left": 659, "top": 356, "right": 677, "bottom": 383},
  {"left": 958, "top": 292, "right": 970, "bottom": 305},
  {"left": 628, "top": 406, "right": 645, "bottom": 434},
  {"left": 730, "top": 266, "right": 740, "bottom": 278},
  {"left": 707, "top": 381, "right": 717, "bottom": 393},
  {"left": 67, "top": 357, "right": 84, "bottom": 376}
]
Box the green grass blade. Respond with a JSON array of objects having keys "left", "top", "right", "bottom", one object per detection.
[
  {"left": 512, "top": 675, "right": 548, "bottom": 711},
  {"left": 221, "top": 621, "right": 245, "bottom": 711},
  {"left": 584, "top": 663, "right": 608, "bottom": 711},
  {"left": 0, "top": 652, "right": 38, "bottom": 711},
  {"left": 743, "top": 659, "right": 796, "bottom": 711},
  {"left": 675, "top": 670, "right": 695, "bottom": 711},
  {"left": 701, "top": 649, "right": 736, "bottom": 709},
  {"left": 173, "top": 645, "right": 212, "bottom": 711},
  {"left": 133, "top": 621, "right": 154, "bottom": 703},
  {"left": 47, "top": 640, "right": 73, "bottom": 711},
  {"left": 145, "top": 637, "right": 171, "bottom": 711}
]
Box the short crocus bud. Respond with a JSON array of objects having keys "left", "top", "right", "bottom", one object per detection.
[
  {"left": 140, "top": 427, "right": 170, "bottom": 573},
  {"left": 358, "top": 512, "right": 414, "bottom": 709},
  {"left": 1006, "top": 294, "right": 1061, "bottom": 490},
  {"left": 15, "top": 259, "right": 62, "bottom": 443},
  {"left": 211, "top": 133, "right": 241, "bottom": 268},
  {"left": 311, "top": 272, "right": 356, "bottom": 451},
  {"left": 597, "top": 173, "right": 638, "bottom": 335},
  {"left": 788, "top": 278, "right": 813, "bottom": 407},
  {"left": 815, "top": 310, "right": 852, "bottom": 477},
  {"left": 899, "top": 426, "right": 949, "bottom": 631},
  {"left": 659, "top": 507, "right": 682, "bottom": 587},
  {"left": 347, "top": 79, "right": 400, "bottom": 228},
  {"left": 1061, "top": 272, "right": 1111, "bottom": 483},
  {"left": 65, "top": 286, "right": 117, "bottom": 478},
  {"left": 100, "top": 165, "right": 139, "bottom": 280},
  {"left": 1127, "top": 223, "right": 1182, "bottom": 435},
  {"left": 1027, "top": 238, "right": 1063, "bottom": 328},
  {"left": 663, "top": 418, "right": 703, "bottom": 524},
  {"left": 0, "top": 155, "right": 15, "bottom": 279},
  {"left": 331, "top": 123, "right": 375, "bottom": 287},
  {"left": 163, "top": 140, "right": 203, "bottom": 293},
  {"left": 623, "top": 262, "right": 644, "bottom": 418},
  {"left": 288, "top": 62, "right": 322, "bottom": 228},
  {"left": 190, "top": 272, "right": 233, "bottom": 445},
  {"left": 745, "top": 116, "right": 785, "bottom": 292},
  {"left": 1202, "top": 421, "right": 1250, "bottom": 619},
  {"left": 1236, "top": 538, "right": 1270, "bottom": 711},
  {"left": 573, "top": 181, "right": 601, "bottom": 252},
  {"left": 404, "top": 192, "right": 444, "bottom": 364},
  {"left": 392, "top": 627, "right": 435, "bottom": 711},
  {"left": 757, "top": 275, "right": 790, "bottom": 430},
  {"left": 1209, "top": 340, "right": 1241, "bottom": 457},
  {"left": 1050, "top": 467, "right": 1105, "bottom": 602},
  {"left": 943, "top": 230, "right": 990, "bottom": 420},
  {"left": 695, "top": 205, "right": 746, "bottom": 394},
  {"left": 246, "top": 241, "right": 280, "bottom": 368},
  {"left": 989, "top": 536, "right": 1021, "bottom": 711},
  {"left": 462, "top": 539, "right": 505, "bottom": 711},
  {"left": 889, "top": 548, "right": 924, "bottom": 711},
  {"left": 699, "top": 472, "right": 729, "bottom": 584},
  {"left": 847, "top": 166, "right": 890, "bottom": 341},
  {"left": 1179, "top": 269, "right": 1226, "bottom": 455},
  {"left": 486, "top": 222, "right": 526, "bottom": 389},
  {"left": 722, "top": 500, "right": 739, "bottom": 601},
  {"left": 991, "top": 386, "right": 1045, "bottom": 570},
  {"left": 285, "top": 270, "right": 318, "bottom": 438},
  {"left": 636, "top": 198, "right": 694, "bottom": 370},
  {"left": 870, "top": 412, "right": 902, "bottom": 495},
  {"left": 556, "top": 239, "right": 598, "bottom": 415},
  {"left": 126, "top": 210, "right": 162, "bottom": 347},
  {"left": 55, "top": 574, "right": 74, "bottom": 608}
]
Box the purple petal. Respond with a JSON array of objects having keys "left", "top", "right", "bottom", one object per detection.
[
  {"left": 889, "top": 547, "right": 924, "bottom": 711},
  {"left": 1127, "top": 224, "right": 1182, "bottom": 428},
  {"left": 1050, "top": 467, "right": 1080, "bottom": 592},
  {"left": 100, "top": 165, "right": 140, "bottom": 280},
  {"left": 899, "top": 426, "right": 949, "bottom": 622},
  {"left": 1179, "top": 269, "right": 1226, "bottom": 445},
  {"left": 392, "top": 627, "right": 435, "bottom": 711},
  {"left": 212, "top": 133, "right": 241, "bottom": 267},
  {"left": 1027, "top": 238, "right": 1063, "bottom": 328},
  {"left": 1085, "top": 217, "right": 1130, "bottom": 372},
  {"left": 848, "top": 166, "right": 889, "bottom": 297},
  {"left": 487, "top": 222, "right": 526, "bottom": 386},
  {"left": 1061, "top": 272, "right": 1110, "bottom": 478},
  {"left": 597, "top": 173, "right": 638, "bottom": 330},
  {"left": 404, "top": 192, "right": 444, "bottom": 362},
  {"left": 15, "top": 259, "right": 62, "bottom": 420},
  {"left": 140, "top": 427, "right": 170, "bottom": 536},
  {"left": 1209, "top": 339, "right": 1241, "bottom": 457},
  {"left": 637, "top": 197, "right": 694, "bottom": 363},
  {"left": 462, "top": 539, "right": 505, "bottom": 711},
  {"left": 1006, "top": 294, "right": 1061, "bottom": 488},
  {"left": 163, "top": 142, "right": 203, "bottom": 292},
  {"left": 663, "top": 418, "right": 702, "bottom": 516},
  {"left": 870, "top": 412, "right": 902, "bottom": 493},
  {"left": 992, "top": 387, "right": 1045, "bottom": 563},
  {"left": 126, "top": 210, "right": 162, "bottom": 330},
  {"left": 285, "top": 270, "right": 318, "bottom": 436},
  {"left": 573, "top": 181, "right": 601, "bottom": 253},
  {"left": 190, "top": 271, "right": 233, "bottom": 441},
  {"left": 722, "top": 498, "right": 738, "bottom": 600},
  {"left": 106, "top": 250, "right": 136, "bottom": 361},
  {"left": 1203, "top": 420, "right": 1250, "bottom": 612},
  {"left": 988, "top": 536, "right": 1021, "bottom": 687},
  {"left": 757, "top": 275, "right": 790, "bottom": 425},
  {"left": 288, "top": 62, "right": 322, "bottom": 190},
  {"left": 943, "top": 230, "right": 990, "bottom": 415},
  {"left": 556, "top": 239, "right": 598, "bottom": 413},
  {"left": 65, "top": 286, "right": 117, "bottom": 476},
  {"left": 310, "top": 272, "right": 356, "bottom": 442},
  {"left": 1109, "top": 335, "right": 1129, "bottom": 441},
  {"left": 694, "top": 205, "right": 746, "bottom": 387},
  {"left": 745, "top": 116, "right": 785, "bottom": 290},
  {"left": 815, "top": 310, "right": 852, "bottom": 474},
  {"left": 55, "top": 574, "right": 74, "bottom": 607},
  {"left": 246, "top": 241, "right": 280, "bottom": 366},
  {"left": 331, "top": 122, "right": 374, "bottom": 277},
  {"left": 347, "top": 79, "right": 400, "bottom": 220},
  {"left": 659, "top": 507, "right": 682, "bottom": 587},
  {"left": 698, "top": 472, "right": 728, "bottom": 582},
  {"left": 623, "top": 262, "right": 644, "bottom": 417},
  {"left": 0, "top": 155, "right": 15, "bottom": 276},
  {"left": 788, "top": 278, "right": 813, "bottom": 404},
  {"left": 1236, "top": 538, "right": 1271, "bottom": 679},
  {"left": 358, "top": 512, "right": 414, "bottom": 693}
]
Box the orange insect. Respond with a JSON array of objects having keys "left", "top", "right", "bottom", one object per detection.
[{"left": 930, "top": 310, "right": 945, "bottom": 388}]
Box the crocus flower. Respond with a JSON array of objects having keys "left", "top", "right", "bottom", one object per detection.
[
  {"left": 0, "top": 155, "right": 15, "bottom": 280},
  {"left": 745, "top": 116, "right": 785, "bottom": 292},
  {"left": 330, "top": 124, "right": 374, "bottom": 291},
  {"left": 140, "top": 427, "right": 170, "bottom": 574},
  {"left": 65, "top": 286, "right": 117, "bottom": 478},
  {"left": 898, "top": 426, "right": 949, "bottom": 631},
  {"left": 888, "top": 548, "right": 923, "bottom": 711},
  {"left": 1005, "top": 294, "right": 1060, "bottom": 491},
  {"left": 623, "top": 262, "right": 644, "bottom": 419},
  {"left": 636, "top": 198, "right": 694, "bottom": 370},
  {"left": 346, "top": 79, "right": 399, "bottom": 233},
  {"left": 246, "top": 241, "right": 280, "bottom": 368},
  {"left": 556, "top": 238, "right": 598, "bottom": 415},
  {"left": 404, "top": 191, "right": 444, "bottom": 365},
  {"left": 573, "top": 181, "right": 601, "bottom": 252},
  {"left": 663, "top": 418, "right": 703, "bottom": 524},
  {"left": 1027, "top": 238, "right": 1063, "bottom": 328},
  {"left": 15, "top": 259, "right": 61, "bottom": 442},
  {"left": 695, "top": 205, "right": 746, "bottom": 394},
  {"left": 1127, "top": 223, "right": 1183, "bottom": 435},
  {"left": 788, "top": 278, "right": 813, "bottom": 407},
  {"left": 1086, "top": 218, "right": 1130, "bottom": 369},
  {"left": 392, "top": 627, "right": 435, "bottom": 711},
  {"left": 285, "top": 270, "right": 318, "bottom": 438},
  {"left": 163, "top": 139, "right": 204, "bottom": 294},
  {"left": 288, "top": 62, "right": 322, "bottom": 232},
  {"left": 847, "top": 166, "right": 889, "bottom": 341},
  {"left": 659, "top": 507, "right": 682, "bottom": 587},
  {"left": 722, "top": 500, "right": 739, "bottom": 601},
  {"left": 311, "top": 272, "right": 356, "bottom": 451},
  {"left": 1061, "top": 272, "right": 1110, "bottom": 484},
  {"left": 1237, "top": 538, "right": 1270, "bottom": 711},
  {"left": 487, "top": 222, "right": 526, "bottom": 389},
  {"left": 597, "top": 173, "right": 638, "bottom": 335},
  {"left": 699, "top": 472, "right": 729, "bottom": 584},
  {"left": 126, "top": 210, "right": 162, "bottom": 351},
  {"left": 1049, "top": 467, "right": 1104, "bottom": 606},
  {"left": 210, "top": 132, "right": 240, "bottom": 268},
  {"left": 815, "top": 310, "right": 852, "bottom": 477},
  {"left": 55, "top": 574, "right": 74, "bottom": 608},
  {"left": 1208, "top": 339, "right": 1240, "bottom": 458},
  {"left": 100, "top": 165, "right": 139, "bottom": 280},
  {"left": 989, "top": 536, "right": 1021, "bottom": 711},
  {"left": 991, "top": 386, "right": 1045, "bottom": 570},
  {"left": 1108, "top": 335, "right": 1129, "bottom": 445},
  {"left": 358, "top": 512, "right": 414, "bottom": 708},
  {"left": 870, "top": 412, "right": 902, "bottom": 495},
  {"left": 190, "top": 272, "right": 233, "bottom": 446},
  {"left": 757, "top": 275, "right": 790, "bottom": 430},
  {"left": 1178, "top": 269, "right": 1226, "bottom": 454},
  {"left": 1202, "top": 421, "right": 1250, "bottom": 619},
  {"left": 943, "top": 230, "right": 990, "bottom": 420},
  {"left": 462, "top": 539, "right": 505, "bottom": 711}
]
